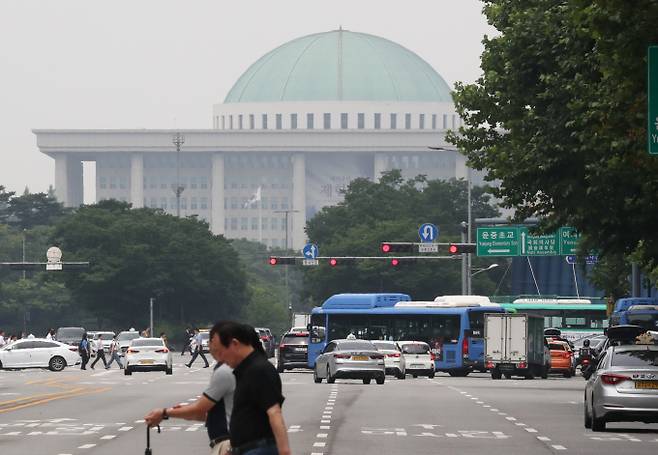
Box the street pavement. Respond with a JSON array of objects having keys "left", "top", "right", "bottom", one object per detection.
[{"left": 1, "top": 360, "right": 657, "bottom": 454}]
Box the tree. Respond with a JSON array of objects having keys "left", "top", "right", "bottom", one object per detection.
[
  {"left": 302, "top": 171, "right": 504, "bottom": 303},
  {"left": 448, "top": 0, "right": 658, "bottom": 275},
  {"left": 50, "top": 200, "right": 248, "bottom": 329}
]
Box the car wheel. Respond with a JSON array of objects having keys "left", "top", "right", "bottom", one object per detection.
[
  {"left": 591, "top": 401, "right": 606, "bottom": 432},
  {"left": 563, "top": 371, "right": 572, "bottom": 378},
  {"left": 326, "top": 367, "right": 335, "bottom": 384},
  {"left": 124, "top": 367, "right": 132, "bottom": 376},
  {"left": 412, "top": 374, "right": 418, "bottom": 378},
  {"left": 363, "top": 377, "right": 372, "bottom": 384},
  {"left": 49, "top": 356, "right": 66, "bottom": 372},
  {"left": 376, "top": 375, "right": 385, "bottom": 385},
  {"left": 491, "top": 368, "right": 502, "bottom": 380},
  {"left": 584, "top": 394, "right": 592, "bottom": 429},
  {"left": 397, "top": 371, "right": 406, "bottom": 380},
  {"left": 541, "top": 365, "right": 548, "bottom": 379},
  {"left": 525, "top": 369, "right": 535, "bottom": 380},
  {"left": 313, "top": 368, "right": 322, "bottom": 383}
]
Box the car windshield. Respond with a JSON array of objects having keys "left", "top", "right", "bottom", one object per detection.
[
  {"left": 627, "top": 313, "right": 658, "bottom": 331},
  {"left": 337, "top": 341, "right": 375, "bottom": 351},
  {"left": 611, "top": 349, "right": 658, "bottom": 367},
  {"left": 56, "top": 328, "right": 84, "bottom": 339},
  {"left": 118, "top": 332, "right": 140, "bottom": 341},
  {"left": 550, "top": 343, "right": 566, "bottom": 350},
  {"left": 372, "top": 342, "right": 398, "bottom": 351},
  {"left": 282, "top": 335, "right": 308, "bottom": 345},
  {"left": 131, "top": 339, "right": 164, "bottom": 347},
  {"left": 401, "top": 343, "right": 430, "bottom": 354},
  {"left": 199, "top": 332, "right": 209, "bottom": 340},
  {"left": 95, "top": 332, "right": 115, "bottom": 339}
]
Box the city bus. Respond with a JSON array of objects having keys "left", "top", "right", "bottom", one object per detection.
[
  {"left": 498, "top": 297, "right": 608, "bottom": 342},
  {"left": 307, "top": 293, "right": 505, "bottom": 376}
]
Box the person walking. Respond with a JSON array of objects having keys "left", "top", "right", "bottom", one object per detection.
[
  {"left": 45, "top": 328, "right": 55, "bottom": 340},
  {"left": 214, "top": 322, "right": 291, "bottom": 455},
  {"left": 106, "top": 335, "right": 124, "bottom": 369},
  {"left": 79, "top": 333, "right": 91, "bottom": 370},
  {"left": 90, "top": 334, "right": 108, "bottom": 369},
  {"left": 0, "top": 330, "right": 6, "bottom": 347},
  {"left": 145, "top": 321, "right": 236, "bottom": 455},
  {"left": 187, "top": 328, "right": 210, "bottom": 368},
  {"left": 181, "top": 327, "right": 193, "bottom": 356}
]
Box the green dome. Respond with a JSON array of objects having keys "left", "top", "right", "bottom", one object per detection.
[{"left": 224, "top": 30, "right": 452, "bottom": 103}]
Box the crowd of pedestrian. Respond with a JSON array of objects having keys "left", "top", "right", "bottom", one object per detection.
[{"left": 0, "top": 329, "right": 26, "bottom": 346}]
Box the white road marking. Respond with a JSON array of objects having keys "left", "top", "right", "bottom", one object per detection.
[
  {"left": 118, "top": 426, "right": 133, "bottom": 431},
  {"left": 552, "top": 445, "right": 567, "bottom": 450},
  {"left": 537, "top": 436, "right": 551, "bottom": 442},
  {"left": 78, "top": 444, "right": 96, "bottom": 449},
  {"left": 317, "top": 433, "right": 328, "bottom": 438},
  {"left": 134, "top": 420, "right": 145, "bottom": 424},
  {"left": 505, "top": 417, "right": 517, "bottom": 421},
  {"left": 321, "top": 420, "right": 330, "bottom": 424},
  {"left": 446, "top": 433, "right": 458, "bottom": 437},
  {"left": 525, "top": 428, "right": 538, "bottom": 433},
  {"left": 320, "top": 426, "right": 330, "bottom": 430},
  {"left": 313, "top": 442, "right": 326, "bottom": 447},
  {"left": 100, "top": 435, "right": 116, "bottom": 440},
  {"left": 515, "top": 423, "right": 526, "bottom": 426}
]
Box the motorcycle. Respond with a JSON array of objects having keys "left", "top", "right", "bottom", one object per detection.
[{"left": 580, "top": 357, "right": 594, "bottom": 380}]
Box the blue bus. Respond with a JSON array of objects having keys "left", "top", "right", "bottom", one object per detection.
[{"left": 308, "top": 293, "right": 505, "bottom": 376}]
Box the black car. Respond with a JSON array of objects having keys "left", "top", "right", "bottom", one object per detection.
[{"left": 277, "top": 332, "right": 309, "bottom": 372}]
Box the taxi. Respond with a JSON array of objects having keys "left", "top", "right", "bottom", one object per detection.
[{"left": 549, "top": 340, "right": 575, "bottom": 377}]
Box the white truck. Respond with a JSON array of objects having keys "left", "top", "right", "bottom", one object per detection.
[{"left": 484, "top": 313, "right": 550, "bottom": 380}]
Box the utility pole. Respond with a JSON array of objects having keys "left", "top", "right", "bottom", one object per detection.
[
  {"left": 460, "top": 221, "right": 467, "bottom": 295},
  {"left": 466, "top": 168, "right": 473, "bottom": 295},
  {"left": 149, "top": 297, "right": 155, "bottom": 338},
  {"left": 172, "top": 132, "right": 185, "bottom": 217},
  {"left": 21, "top": 229, "right": 26, "bottom": 280}
]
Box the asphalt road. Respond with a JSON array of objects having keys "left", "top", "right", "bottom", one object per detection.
[{"left": 1, "top": 360, "right": 657, "bottom": 455}]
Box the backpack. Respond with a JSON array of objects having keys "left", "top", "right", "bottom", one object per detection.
[{"left": 79, "top": 339, "right": 87, "bottom": 353}]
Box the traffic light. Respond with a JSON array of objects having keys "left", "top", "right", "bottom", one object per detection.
[
  {"left": 268, "top": 256, "right": 296, "bottom": 266},
  {"left": 328, "top": 258, "right": 356, "bottom": 267},
  {"left": 390, "top": 258, "right": 416, "bottom": 266},
  {"left": 448, "top": 243, "right": 476, "bottom": 255},
  {"left": 381, "top": 242, "right": 414, "bottom": 253}
]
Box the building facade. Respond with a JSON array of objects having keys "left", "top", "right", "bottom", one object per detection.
[{"left": 34, "top": 29, "right": 480, "bottom": 251}]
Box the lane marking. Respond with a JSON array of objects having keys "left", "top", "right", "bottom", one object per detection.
[
  {"left": 100, "top": 435, "right": 116, "bottom": 440},
  {"left": 78, "top": 444, "right": 96, "bottom": 449},
  {"left": 317, "top": 433, "right": 328, "bottom": 438},
  {"left": 313, "top": 442, "right": 326, "bottom": 447},
  {"left": 118, "top": 426, "right": 133, "bottom": 431},
  {"left": 537, "top": 436, "right": 551, "bottom": 442},
  {"left": 552, "top": 445, "right": 567, "bottom": 450},
  {"left": 320, "top": 425, "right": 330, "bottom": 430},
  {"left": 525, "top": 428, "right": 538, "bottom": 433}
]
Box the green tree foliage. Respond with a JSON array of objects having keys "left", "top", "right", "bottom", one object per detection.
[
  {"left": 0, "top": 186, "right": 67, "bottom": 229},
  {"left": 303, "top": 171, "right": 504, "bottom": 303},
  {"left": 449, "top": 1, "right": 658, "bottom": 273},
  {"left": 50, "top": 200, "right": 248, "bottom": 329}
]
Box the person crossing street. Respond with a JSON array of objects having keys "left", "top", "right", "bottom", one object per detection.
[
  {"left": 187, "top": 328, "right": 210, "bottom": 368},
  {"left": 106, "top": 335, "right": 124, "bottom": 369},
  {"left": 79, "top": 333, "right": 90, "bottom": 370},
  {"left": 90, "top": 334, "right": 108, "bottom": 369}
]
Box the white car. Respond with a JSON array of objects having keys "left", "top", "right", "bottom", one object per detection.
[
  {"left": 117, "top": 329, "right": 141, "bottom": 355},
  {"left": 0, "top": 338, "right": 80, "bottom": 371},
  {"left": 398, "top": 341, "right": 435, "bottom": 378},
  {"left": 372, "top": 340, "right": 406, "bottom": 379},
  {"left": 124, "top": 338, "right": 172, "bottom": 375},
  {"left": 90, "top": 331, "right": 115, "bottom": 356}
]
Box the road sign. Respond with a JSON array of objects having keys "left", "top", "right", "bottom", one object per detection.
[
  {"left": 476, "top": 227, "right": 520, "bottom": 257},
  {"left": 559, "top": 227, "right": 581, "bottom": 255},
  {"left": 302, "top": 243, "right": 319, "bottom": 260},
  {"left": 649, "top": 46, "right": 658, "bottom": 155},
  {"left": 418, "top": 223, "right": 439, "bottom": 243},
  {"left": 302, "top": 259, "right": 319, "bottom": 266},
  {"left": 418, "top": 244, "right": 439, "bottom": 253},
  {"left": 565, "top": 255, "right": 598, "bottom": 265},
  {"left": 519, "top": 228, "right": 558, "bottom": 256}
]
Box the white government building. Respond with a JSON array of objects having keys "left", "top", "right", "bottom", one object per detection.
[{"left": 34, "top": 29, "right": 481, "bottom": 251}]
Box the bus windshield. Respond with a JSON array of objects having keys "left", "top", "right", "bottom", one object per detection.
[{"left": 627, "top": 313, "right": 658, "bottom": 330}]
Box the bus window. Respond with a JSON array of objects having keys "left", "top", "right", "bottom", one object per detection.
[
  {"left": 467, "top": 311, "right": 487, "bottom": 337},
  {"left": 310, "top": 313, "right": 326, "bottom": 343}
]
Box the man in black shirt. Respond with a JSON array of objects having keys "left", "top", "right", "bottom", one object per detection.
[{"left": 215, "top": 322, "right": 291, "bottom": 455}]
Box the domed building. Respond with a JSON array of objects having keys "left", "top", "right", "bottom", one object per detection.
[{"left": 34, "top": 29, "right": 474, "bottom": 250}]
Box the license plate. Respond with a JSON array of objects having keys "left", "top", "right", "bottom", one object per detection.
[
  {"left": 411, "top": 364, "right": 424, "bottom": 368},
  {"left": 294, "top": 347, "right": 307, "bottom": 352},
  {"left": 352, "top": 356, "right": 369, "bottom": 361},
  {"left": 635, "top": 381, "right": 658, "bottom": 389},
  {"left": 140, "top": 360, "right": 154, "bottom": 365}
]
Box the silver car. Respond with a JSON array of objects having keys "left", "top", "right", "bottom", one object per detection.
[
  {"left": 314, "top": 339, "right": 385, "bottom": 385},
  {"left": 372, "top": 340, "right": 406, "bottom": 379},
  {"left": 584, "top": 344, "right": 658, "bottom": 431}
]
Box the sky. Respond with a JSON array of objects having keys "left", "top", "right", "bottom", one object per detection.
[{"left": 0, "top": 0, "right": 495, "bottom": 202}]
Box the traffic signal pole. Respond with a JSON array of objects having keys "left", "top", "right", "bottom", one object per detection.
[{"left": 460, "top": 222, "right": 467, "bottom": 295}]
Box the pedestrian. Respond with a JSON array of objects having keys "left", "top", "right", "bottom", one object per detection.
[
  {"left": 187, "top": 328, "right": 210, "bottom": 368},
  {"left": 145, "top": 321, "right": 235, "bottom": 455},
  {"left": 181, "top": 327, "right": 194, "bottom": 356},
  {"left": 106, "top": 335, "right": 124, "bottom": 369},
  {"left": 79, "top": 333, "right": 91, "bottom": 370},
  {"left": 0, "top": 330, "right": 6, "bottom": 347},
  {"left": 141, "top": 327, "right": 151, "bottom": 337},
  {"left": 160, "top": 331, "right": 169, "bottom": 348},
  {"left": 45, "top": 328, "right": 55, "bottom": 340},
  {"left": 90, "top": 334, "right": 108, "bottom": 369},
  {"left": 215, "top": 321, "right": 291, "bottom": 455}
]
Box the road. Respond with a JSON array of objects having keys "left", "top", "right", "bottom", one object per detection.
[{"left": 1, "top": 360, "right": 657, "bottom": 454}]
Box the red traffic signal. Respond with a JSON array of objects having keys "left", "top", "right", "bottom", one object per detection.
[
  {"left": 329, "top": 258, "right": 338, "bottom": 267},
  {"left": 269, "top": 257, "right": 278, "bottom": 266},
  {"left": 268, "top": 256, "right": 296, "bottom": 265},
  {"left": 391, "top": 258, "right": 400, "bottom": 266},
  {"left": 381, "top": 242, "right": 414, "bottom": 253},
  {"left": 328, "top": 258, "right": 356, "bottom": 267},
  {"left": 448, "top": 243, "right": 476, "bottom": 255},
  {"left": 390, "top": 258, "right": 416, "bottom": 266},
  {"left": 381, "top": 243, "right": 392, "bottom": 253}
]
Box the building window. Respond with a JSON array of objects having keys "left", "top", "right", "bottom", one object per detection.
[
  {"left": 160, "top": 198, "right": 167, "bottom": 209},
  {"left": 443, "top": 114, "right": 448, "bottom": 129},
  {"left": 432, "top": 114, "right": 437, "bottom": 129},
  {"left": 238, "top": 115, "right": 243, "bottom": 130},
  {"left": 119, "top": 177, "right": 127, "bottom": 189},
  {"left": 390, "top": 113, "right": 397, "bottom": 129},
  {"left": 150, "top": 197, "right": 157, "bottom": 208},
  {"left": 276, "top": 114, "right": 282, "bottom": 130},
  {"left": 323, "top": 113, "right": 331, "bottom": 129},
  {"left": 307, "top": 113, "right": 314, "bottom": 129},
  {"left": 110, "top": 176, "right": 117, "bottom": 189},
  {"left": 261, "top": 217, "right": 268, "bottom": 230},
  {"left": 271, "top": 197, "right": 278, "bottom": 210},
  {"left": 191, "top": 197, "right": 198, "bottom": 210},
  {"left": 200, "top": 197, "right": 208, "bottom": 210},
  {"left": 281, "top": 197, "right": 289, "bottom": 210},
  {"left": 290, "top": 114, "right": 297, "bottom": 129},
  {"left": 190, "top": 177, "right": 197, "bottom": 189},
  {"left": 419, "top": 114, "right": 425, "bottom": 130},
  {"left": 251, "top": 217, "right": 258, "bottom": 230},
  {"left": 170, "top": 197, "right": 177, "bottom": 210},
  {"left": 262, "top": 114, "right": 268, "bottom": 129},
  {"left": 357, "top": 113, "right": 365, "bottom": 129},
  {"left": 271, "top": 218, "right": 279, "bottom": 231},
  {"left": 199, "top": 176, "right": 208, "bottom": 189},
  {"left": 181, "top": 197, "right": 187, "bottom": 209},
  {"left": 374, "top": 113, "right": 381, "bottom": 129},
  {"left": 240, "top": 217, "right": 248, "bottom": 230},
  {"left": 405, "top": 113, "right": 412, "bottom": 129},
  {"left": 341, "top": 113, "right": 348, "bottom": 129},
  {"left": 230, "top": 218, "right": 238, "bottom": 230},
  {"left": 99, "top": 176, "right": 107, "bottom": 189}
]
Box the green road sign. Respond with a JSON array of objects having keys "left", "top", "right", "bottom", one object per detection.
[
  {"left": 559, "top": 227, "right": 581, "bottom": 255},
  {"left": 476, "top": 227, "right": 520, "bottom": 257},
  {"left": 649, "top": 46, "right": 658, "bottom": 155},
  {"left": 519, "top": 228, "right": 558, "bottom": 256}
]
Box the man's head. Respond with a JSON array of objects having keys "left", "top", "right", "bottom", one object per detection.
[
  {"left": 583, "top": 339, "right": 590, "bottom": 348},
  {"left": 98, "top": 334, "right": 103, "bottom": 340},
  {"left": 209, "top": 321, "right": 265, "bottom": 367}
]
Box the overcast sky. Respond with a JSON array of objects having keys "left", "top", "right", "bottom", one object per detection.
[{"left": 0, "top": 0, "right": 495, "bottom": 201}]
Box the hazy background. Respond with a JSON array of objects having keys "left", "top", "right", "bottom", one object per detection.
[{"left": 0, "top": 0, "right": 495, "bottom": 202}]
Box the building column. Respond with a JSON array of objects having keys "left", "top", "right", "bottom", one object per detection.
[
  {"left": 211, "top": 153, "right": 225, "bottom": 235},
  {"left": 292, "top": 153, "right": 306, "bottom": 251},
  {"left": 54, "top": 154, "right": 83, "bottom": 207},
  {"left": 374, "top": 152, "right": 388, "bottom": 181},
  {"left": 130, "top": 153, "right": 144, "bottom": 208}
]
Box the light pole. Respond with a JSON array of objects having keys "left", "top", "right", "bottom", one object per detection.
[
  {"left": 273, "top": 209, "right": 300, "bottom": 251},
  {"left": 149, "top": 297, "right": 155, "bottom": 338},
  {"left": 172, "top": 132, "right": 185, "bottom": 217},
  {"left": 471, "top": 263, "right": 499, "bottom": 278},
  {"left": 21, "top": 229, "right": 26, "bottom": 280}
]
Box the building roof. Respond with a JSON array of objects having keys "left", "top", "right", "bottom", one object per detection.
[{"left": 224, "top": 29, "right": 452, "bottom": 103}]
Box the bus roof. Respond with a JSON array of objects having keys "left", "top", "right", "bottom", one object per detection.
[
  {"left": 434, "top": 295, "right": 493, "bottom": 306},
  {"left": 627, "top": 305, "right": 658, "bottom": 312},
  {"left": 500, "top": 303, "right": 606, "bottom": 311},
  {"left": 398, "top": 299, "right": 500, "bottom": 309},
  {"left": 512, "top": 297, "right": 592, "bottom": 305},
  {"left": 614, "top": 297, "right": 658, "bottom": 313},
  {"left": 321, "top": 293, "right": 411, "bottom": 310}
]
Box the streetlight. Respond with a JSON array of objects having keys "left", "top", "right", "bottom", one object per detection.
[
  {"left": 172, "top": 132, "right": 185, "bottom": 217},
  {"left": 273, "top": 209, "right": 300, "bottom": 251},
  {"left": 471, "top": 263, "right": 499, "bottom": 277}
]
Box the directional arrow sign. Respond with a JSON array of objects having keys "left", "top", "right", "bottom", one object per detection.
[
  {"left": 476, "top": 227, "right": 520, "bottom": 257},
  {"left": 418, "top": 223, "right": 439, "bottom": 243},
  {"left": 302, "top": 243, "right": 319, "bottom": 259},
  {"left": 559, "top": 227, "right": 581, "bottom": 255},
  {"left": 519, "top": 228, "right": 558, "bottom": 256}
]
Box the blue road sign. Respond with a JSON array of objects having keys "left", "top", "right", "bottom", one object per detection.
[
  {"left": 565, "top": 255, "right": 598, "bottom": 265},
  {"left": 302, "top": 243, "right": 319, "bottom": 259},
  {"left": 419, "top": 223, "right": 439, "bottom": 243}
]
